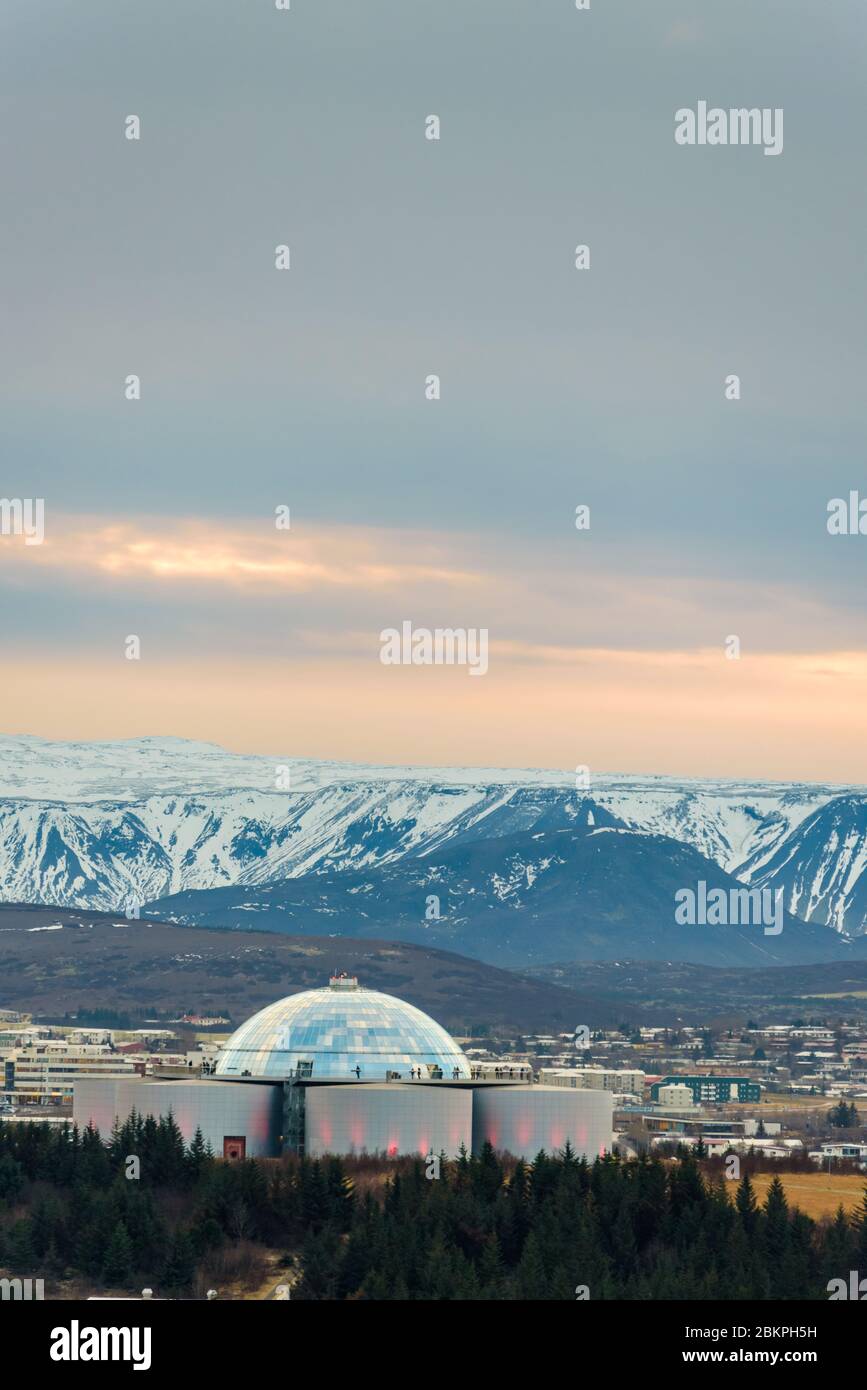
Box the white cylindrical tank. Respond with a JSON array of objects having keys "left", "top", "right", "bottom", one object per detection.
[
  {"left": 304, "top": 1083, "right": 472, "bottom": 1159},
  {"left": 73, "top": 1077, "right": 283, "bottom": 1158},
  {"left": 472, "top": 1085, "right": 612, "bottom": 1160}
]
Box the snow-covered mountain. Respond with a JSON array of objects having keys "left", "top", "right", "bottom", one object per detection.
[
  {"left": 743, "top": 796, "right": 867, "bottom": 934},
  {"left": 0, "top": 734, "right": 580, "bottom": 801},
  {"left": 150, "top": 822, "right": 854, "bottom": 969},
  {"left": 0, "top": 735, "right": 866, "bottom": 937}
]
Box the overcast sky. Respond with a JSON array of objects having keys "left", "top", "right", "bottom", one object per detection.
[{"left": 1, "top": 0, "right": 866, "bottom": 779}]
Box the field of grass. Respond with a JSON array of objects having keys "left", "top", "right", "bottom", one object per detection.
[
  {"left": 750, "top": 1170, "right": 866, "bottom": 1220},
  {"left": 757, "top": 1092, "right": 839, "bottom": 1115}
]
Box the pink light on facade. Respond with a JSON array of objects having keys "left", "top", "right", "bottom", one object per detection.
[
  {"left": 350, "top": 1121, "right": 365, "bottom": 1150},
  {"left": 172, "top": 1104, "right": 194, "bottom": 1135},
  {"left": 251, "top": 1114, "right": 269, "bottom": 1141},
  {"left": 349, "top": 1106, "right": 365, "bottom": 1150}
]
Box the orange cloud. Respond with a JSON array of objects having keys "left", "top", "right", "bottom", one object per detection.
[
  {"left": 4, "top": 513, "right": 867, "bottom": 779},
  {"left": 0, "top": 515, "right": 478, "bottom": 591}
]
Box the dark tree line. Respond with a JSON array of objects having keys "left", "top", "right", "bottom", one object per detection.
[
  {"left": 2, "top": 1118, "right": 867, "bottom": 1299},
  {"left": 0, "top": 1112, "right": 357, "bottom": 1294},
  {"left": 292, "top": 1146, "right": 867, "bottom": 1300},
  {"left": 828, "top": 1102, "right": 860, "bottom": 1129}
]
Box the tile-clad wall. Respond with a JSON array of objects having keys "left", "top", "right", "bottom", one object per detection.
[
  {"left": 73, "top": 1077, "right": 283, "bottom": 1157},
  {"left": 72, "top": 1077, "right": 612, "bottom": 1162},
  {"left": 305, "top": 1083, "right": 472, "bottom": 1159},
  {"left": 472, "top": 1085, "right": 613, "bottom": 1160}
]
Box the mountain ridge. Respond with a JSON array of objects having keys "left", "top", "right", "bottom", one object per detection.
[
  {"left": 3, "top": 735, "right": 867, "bottom": 945},
  {"left": 146, "top": 821, "right": 859, "bottom": 969}
]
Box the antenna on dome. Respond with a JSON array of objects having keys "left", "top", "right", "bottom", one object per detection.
[{"left": 329, "top": 974, "right": 359, "bottom": 991}]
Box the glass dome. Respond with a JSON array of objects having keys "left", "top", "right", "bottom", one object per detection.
[{"left": 214, "top": 976, "right": 471, "bottom": 1081}]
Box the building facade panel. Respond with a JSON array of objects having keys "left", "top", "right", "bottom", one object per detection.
[
  {"left": 73, "top": 1077, "right": 283, "bottom": 1157},
  {"left": 472, "top": 1085, "right": 613, "bottom": 1161},
  {"left": 304, "top": 1083, "right": 472, "bottom": 1159},
  {"left": 539, "top": 1067, "right": 645, "bottom": 1094},
  {"left": 649, "top": 1075, "right": 761, "bottom": 1104}
]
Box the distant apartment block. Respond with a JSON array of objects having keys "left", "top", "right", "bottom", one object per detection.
[
  {"left": 4, "top": 1043, "right": 141, "bottom": 1101},
  {"left": 649, "top": 1075, "right": 761, "bottom": 1104},
  {"left": 655, "top": 1083, "right": 696, "bottom": 1109},
  {"left": 539, "top": 1067, "right": 646, "bottom": 1095}
]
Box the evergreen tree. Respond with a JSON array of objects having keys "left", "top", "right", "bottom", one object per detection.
[
  {"left": 186, "top": 1127, "right": 211, "bottom": 1184},
  {"left": 152, "top": 1113, "right": 187, "bottom": 1187},
  {"left": 103, "top": 1220, "right": 134, "bottom": 1285},
  {"left": 336, "top": 1228, "right": 371, "bottom": 1299},
  {"left": 735, "top": 1173, "right": 758, "bottom": 1235},
  {"left": 0, "top": 1153, "right": 24, "bottom": 1205},
  {"left": 324, "top": 1157, "right": 354, "bottom": 1229},
  {"left": 7, "top": 1219, "right": 35, "bottom": 1273},
  {"left": 29, "top": 1194, "right": 64, "bottom": 1259},
  {"left": 478, "top": 1231, "right": 505, "bottom": 1298},
  {"left": 515, "top": 1231, "right": 548, "bottom": 1299},
  {"left": 762, "top": 1174, "right": 791, "bottom": 1283},
  {"left": 161, "top": 1230, "right": 195, "bottom": 1291},
  {"left": 824, "top": 1203, "right": 853, "bottom": 1276},
  {"left": 294, "top": 1225, "right": 341, "bottom": 1300},
  {"left": 851, "top": 1184, "right": 867, "bottom": 1267}
]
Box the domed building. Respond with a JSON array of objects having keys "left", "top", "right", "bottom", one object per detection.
[
  {"left": 214, "top": 974, "right": 472, "bottom": 1082},
  {"left": 73, "top": 975, "right": 612, "bottom": 1164}
]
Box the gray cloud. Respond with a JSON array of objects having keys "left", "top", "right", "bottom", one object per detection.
[{"left": 1, "top": 0, "right": 865, "bottom": 651}]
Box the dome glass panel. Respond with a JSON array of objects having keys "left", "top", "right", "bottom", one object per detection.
[{"left": 215, "top": 977, "right": 471, "bottom": 1080}]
